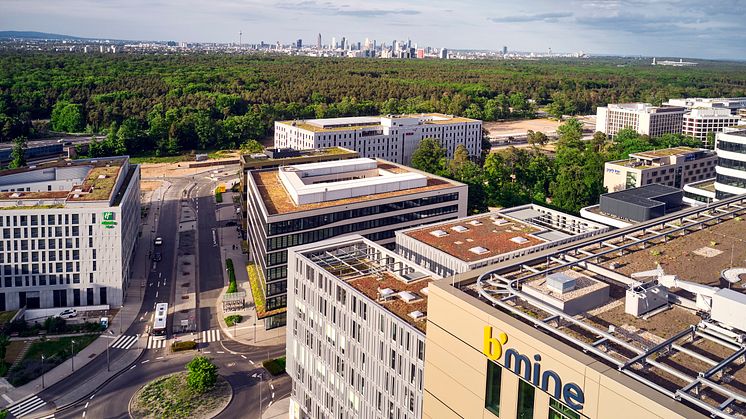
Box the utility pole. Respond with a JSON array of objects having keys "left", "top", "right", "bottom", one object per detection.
[{"left": 71, "top": 340, "right": 76, "bottom": 372}]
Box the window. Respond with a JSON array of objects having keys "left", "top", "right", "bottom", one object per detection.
[
  {"left": 549, "top": 398, "right": 580, "bottom": 419},
  {"left": 485, "top": 361, "right": 502, "bottom": 416},
  {"left": 517, "top": 379, "right": 535, "bottom": 419}
]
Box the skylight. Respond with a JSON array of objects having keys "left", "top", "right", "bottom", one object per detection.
[
  {"left": 469, "top": 246, "right": 490, "bottom": 255},
  {"left": 451, "top": 225, "right": 468, "bottom": 233},
  {"left": 510, "top": 237, "right": 530, "bottom": 244},
  {"left": 430, "top": 229, "right": 448, "bottom": 237}
]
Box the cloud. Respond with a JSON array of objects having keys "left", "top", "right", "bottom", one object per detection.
[
  {"left": 489, "top": 12, "right": 573, "bottom": 23},
  {"left": 275, "top": 1, "right": 420, "bottom": 17}
]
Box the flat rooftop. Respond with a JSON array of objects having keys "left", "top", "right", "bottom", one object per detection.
[
  {"left": 277, "top": 113, "right": 479, "bottom": 133},
  {"left": 240, "top": 147, "right": 356, "bottom": 166},
  {"left": 251, "top": 159, "right": 460, "bottom": 215},
  {"left": 0, "top": 157, "right": 128, "bottom": 206},
  {"left": 602, "top": 184, "right": 682, "bottom": 208},
  {"left": 632, "top": 146, "right": 703, "bottom": 159},
  {"left": 686, "top": 178, "right": 717, "bottom": 193},
  {"left": 300, "top": 237, "right": 437, "bottom": 333},
  {"left": 464, "top": 195, "right": 746, "bottom": 418}
]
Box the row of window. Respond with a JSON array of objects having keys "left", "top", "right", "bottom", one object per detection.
[
  {"left": 716, "top": 173, "right": 746, "bottom": 190},
  {"left": 0, "top": 213, "right": 88, "bottom": 227},
  {"left": 718, "top": 140, "right": 746, "bottom": 154}
]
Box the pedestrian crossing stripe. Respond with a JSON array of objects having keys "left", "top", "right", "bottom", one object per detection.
[
  {"left": 147, "top": 337, "right": 166, "bottom": 349},
  {"left": 111, "top": 335, "right": 139, "bottom": 350},
  {"left": 7, "top": 395, "right": 46, "bottom": 418},
  {"left": 201, "top": 329, "right": 221, "bottom": 343}
]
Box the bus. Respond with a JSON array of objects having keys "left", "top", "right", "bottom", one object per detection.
[{"left": 152, "top": 303, "right": 168, "bottom": 340}]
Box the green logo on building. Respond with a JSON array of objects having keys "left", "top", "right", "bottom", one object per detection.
[{"left": 102, "top": 211, "right": 117, "bottom": 229}]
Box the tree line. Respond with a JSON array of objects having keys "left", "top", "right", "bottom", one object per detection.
[
  {"left": 1, "top": 52, "right": 745, "bottom": 156},
  {"left": 410, "top": 119, "right": 703, "bottom": 214}
]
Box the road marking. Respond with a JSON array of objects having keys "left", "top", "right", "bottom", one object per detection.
[
  {"left": 84, "top": 402, "right": 89, "bottom": 409},
  {"left": 270, "top": 384, "right": 274, "bottom": 390},
  {"left": 267, "top": 401, "right": 273, "bottom": 408},
  {"left": 201, "top": 329, "right": 221, "bottom": 343},
  {"left": 216, "top": 351, "right": 224, "bottom": 354},
  {"left": 130, "top": 365, "right": 136, "bottom": 370},
  {"left": 155, "top": 291, "right": 159, "bottom": 298},
  {"left": 111, "top": 335, "right": 138, "bottom": 350},
  {"left": 89, "top": 395, "right": 95, "bottom": 400},
  {"left": 203, "top": 351, "right": 212, "bottom": 354},
  {"left": 240, "top": 355, "right": 246, "bottom": 359},
  {"left": 82, "top": 411, "right": 86, "bottom": 418},
  {"left": 142, "top": 360, "right": 150, "bottom": 364},
  {"left": 146, "top": 337, "right": 166, "bottom": 349},
  {"left": 39, "top": 415, "right": 55, "bottom": 419},
  {"left": 7, "top": 395, "right": 46, "bottom": 418},
  {"left": 249, "top": 359, "right": 255, "bottom": 365},
  {"left": 1, "top": 394, "right": 12, "bottom": 403},
  {"left": 156, "top": 356, "right": 164, "bottom": 360},
  {"left": 271, "top": 392, "right": 275, "bottom": 399}
]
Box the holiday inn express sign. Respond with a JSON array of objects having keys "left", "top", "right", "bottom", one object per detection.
[
  {"left": 482, "top": 326, "right": 585, "bottom": 411},
  {"left": 101, "top": 211, "right": 117, "bottom": 229}
]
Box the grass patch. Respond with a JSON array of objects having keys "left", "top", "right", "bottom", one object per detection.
[
  {"left": 262, "top": 357, "right": 286, "bottom": 376},
  {"left": 224, "top": 315, "right": 241, "bottom": 327},
  {"left": 8, "top": 334, "right": 98, "bottom": 386},
  {"left": 0, "top": 311, "right": 16, "bottom": 326},
  {"left": 215, "top": 189, "right": 223, "bottom": 203},
  {"left": 131, "top": 372, "right": 231, "bottom": 419},
  {"left": 171, "top": 340, "right": 197, "bottom": 352}
]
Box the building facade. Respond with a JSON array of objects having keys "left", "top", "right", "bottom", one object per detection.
[
  {"left": 714, "top": 128, "right": 746, "bottom": 199},
  {"left": 396, "top": 204, "right": 608, "bottom": 278},
  {"left": 274, "top": 114, "right": 483, "bottom": 165},
  {"left": 246, "top": 158, "right": 467, "bottom": 328},
  {"left": 603, "top": 146, "right": 716, "bottom": 192},
  {"left": 682, "top": 108, "right": 740, "bottom": 146},
  {"left": 287, "top": 235, "right": 435, "bottom": 419},
  {"left": 664, "top": 97, "right": 746, "bottom": 115},
  {"left": 0, "top": 156, "right": 140, "bottom": 310},
  {"left": 595, "top": 103, "right": 687, "bottom": 138}
]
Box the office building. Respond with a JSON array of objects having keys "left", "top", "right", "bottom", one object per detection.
[
  {"left": 423, "top": 195, "right": 746, "bottom": 419},
  {"left": 0, "top": 156, "right": 140, "bottom": 310},
  {"left": 274, "top": 113, "right": 483, "bottom": 165},
  {"left": 317, "top": 33, "right": 322, "bottom": 49},
  {"left": 581, "top": 184, "right": 685, "bottom": 228},
  {"left": 682, "top": 108, "right": 740, "bottom": 145},
  {"left": 595, "top": 103, "right": 687, "bottom": 138},
  {"left": 239, "top": 147, "right": 359, "bottom": 220},
  {"left": 603, "top": 146, "right": 716, "bottom": 192},
  {"left": 395, "top": 204, "right": 608, "bottom": 278},
  {"left": 664, "top": 97, "right": 746, "bottom": 115},
  {"left": 287, "top": 235, "right": 436, "bottom": 419},
  {"left": 714, "top": 128, "right": 746, "bottom": 199},
  {"left": 246, "top": 157, "right": 467, "bottom": 328},
  {"left": 439, "top": 48, "right": 448, "bottom": 59}
]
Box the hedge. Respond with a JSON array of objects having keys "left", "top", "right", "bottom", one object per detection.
[
  {"left": 225, "top": 315, "right": 241, "bottom": 327},
  {"left": 172, "top": 340, "right": 197, "bottom": 352},
  {"left": 226, "top": 258, "right": 237, "bottom": 293}
]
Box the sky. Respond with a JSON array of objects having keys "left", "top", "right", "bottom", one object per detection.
[{"left": 1, "top": 0, "right": 745, "bottom": 59}]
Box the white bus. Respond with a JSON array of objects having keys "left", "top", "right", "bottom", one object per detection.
[{"left": 152, "top": 303, "right": 168, "bottom": 340}]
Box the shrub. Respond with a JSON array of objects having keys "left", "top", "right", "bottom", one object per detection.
[
  {"left": 215, "top": 189, "right": 223, "bottom": 203},
  {"left": 186, "top": 356, "right": 218, "bottom": 393},
  {"left": 226, "top": 258, "right": 238, "bottom": 293},
  {"left": 225, "top": 315, "right": 241, "bottom": 327},
  {"left": 44, "top": 316, "right": 67, "bottom": 334},
  {"left": 262, "top": 357, "right": 286, "bottom": 376},
  {"left": 171, "top": 340, "right": 197, "bottom": 352}
]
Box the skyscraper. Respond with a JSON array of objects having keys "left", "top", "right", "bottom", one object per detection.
[
  {"left": 331, "top": 37, "right": 336, "bottom": 49},
  {"left": 340, "top": 36, "right": 346, "bottom": 50},
  {"left": 503, "top": 45, "right": 508, "bottom": 55},
  {"left": 317, "top": 33, "right": 321, "bottom": 49},
  {"left": 440, "top": 48, "right": 448, "bottom": 59},
  {"left": 296, "top": 39, "right": 302, "bottom": 48}
]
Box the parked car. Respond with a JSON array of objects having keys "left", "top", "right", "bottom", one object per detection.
[
  {"left": 59, "top": 309, "right": 78, "bottom": 319},
  {"left": 154, "top": 237, "right": 163, "bottom": 246},
  {"left": 153, "top": 252, "right": 162, "bottom": 262},
  {"left": 100, "top": 317, "right": 109, "bottom": 329}
]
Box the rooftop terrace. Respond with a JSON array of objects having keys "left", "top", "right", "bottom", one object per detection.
[{"left": 466, "top": 194, "right": 746, "bottom": 418}]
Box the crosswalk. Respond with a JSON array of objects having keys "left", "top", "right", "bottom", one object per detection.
[
  {"left": 147, "top": 336, "right": 166, "bottom": 349},
  {"left": 7, "top": 395, "right": 46, "bottom": 418},
  {"left": 201, "top": 329, "right": 221, "bottom": 343},
  {"left": 111, "top": 334, "right": 139, "bottom": 350}
]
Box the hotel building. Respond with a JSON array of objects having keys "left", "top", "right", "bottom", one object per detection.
[
  {"left": 395, "top": 204, "right": 608, "bottom": 278},
  {"left": 246, "top": 157, "right": 467, "bottom": 328},
  {"left": 274, "top": 113, "right": 483, "bottom": 165},
  {"left": 595, "top": 103, "right": 687, "bottom": 138},
  {"left": 423, "top": 195, "right": 746, "bottom": 419},
  {"left": 603, "top": 146, "right": 716, "bottom": 192},
  {"left": 0, "top": 156, "right": 140, "bottom": 310},
  {"left": 682, "top": 108, "right": 740, "bottom": 146},
  {"left": 287, "top": 235, "right": 436, "bottom": 419}
]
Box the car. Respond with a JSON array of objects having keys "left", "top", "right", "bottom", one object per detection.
[
  {"left": 153, "top": 252, "right": 162, "bottom": 262},
  {"left": 100, "top": 317, "right": 109, "bottom": 329},
  {"left": 154, "top": 237, "right": 163, "bottom": 246},
  {"left": 58, "top": 309, "right": 78, "bottom": 319}
]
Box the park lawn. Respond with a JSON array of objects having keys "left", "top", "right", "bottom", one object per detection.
[
  {"left": 132, "top": 372, "right": 230, "bottom": 419},
  {"left": 263, "top": 356, "right": 286, "bottom": 376},
  {"left": 23, "top": 334, "right": 99, "bottom": 361},
  {"left": 3, "top": 341, "right": 26, "bottom": 364}
]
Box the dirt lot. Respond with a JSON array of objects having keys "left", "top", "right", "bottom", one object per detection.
[
  {"left": 140, "top": 180, "right": 162, "bottom": 192},
  {"left": 484, "top": 118, "right": 561, "bottom": 137}
]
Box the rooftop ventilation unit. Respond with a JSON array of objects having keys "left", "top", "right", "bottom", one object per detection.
[
  {"left": 451, "top": 225, "right": 469, "bottom": 233},
  {"left": 97, "top": 175, "right": 106, "bottom": 179},
  {"left": 492, "top": 218, "right": 509, "bottom": 225},
  {"left": 469, "top": 246, "right": 489, "bottom": 255},
  {"left": 468, "top": 220, "right": 483, "bottom": 226},
  {"left": 510, "top": 237, "right": 529, "bottom": 244},
  {"left": 429, "top": 229, "right": 448, "bottom": 237},
  {"left": 399, "top": 291, "right": 418, "bottom": 303},
  {"left": 409, "top": 311, "right": 425, "bottom": 320},
  {"left": 378, "top": 288, "right": 395, "bottom": 300},
  {"left": 546, "top": 272, "right": 576, "bottom": 294}
]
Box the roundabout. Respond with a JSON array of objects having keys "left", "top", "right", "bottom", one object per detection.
[{"left": 129, "top": 371, "right": 232, "bottom": 419}]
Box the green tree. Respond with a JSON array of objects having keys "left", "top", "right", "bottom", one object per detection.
[
  {"left": 239, "top": 139, "right": 264, "bottom": 154},
  {"left": 705, "top": 131, "right": 716, "bottom": 149},
  {"left": 526, "top": 130, "right": 549, "bottom": 147},
  {"left": 186, "top": 356, "right": 218, "bottom": 393},
  {"left": 410, "top": 138, "right": 447, "bottom": 176},
  {"left": 8, "top": 136, "right": 27, "bottom": 169},
  {"left": 51, "top": 101, "right": 85, "bottom": 132},
  {"left": 117, "top": 118, "right": 148, "bottom": 154},
  {"left": 448, "top": 144, "right": 470, "bottom": 173},
  {"left": 556, "top": 118, "right": 584, "bottom": 150},
  {"left": 546, "top": 92, "right": 576, "bottom": 120}
]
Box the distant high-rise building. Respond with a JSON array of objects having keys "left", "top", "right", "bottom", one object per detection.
[
  {"left": 331, "top": 37, "right": 336, "bottom": 49},
  {"left": 417, "top": 48, "right": 425, "bottom": 59},
  {"left": 439, "top": 48, "right": 448, "bottom": 59},
  {"left": 296, "top": 39, "right": 302, "bottom": 49},
  {"left": 503, "top": 46, "right": 508, "bottom": 55},
  {"left": 341, "top": 37, "right": 346, "bottom": 50},
  {"left": 356, "top": 41, "right": 361, "bottom": 50},
  {"left": 317, "top": 33, "right": 321, "bottom": 49}
]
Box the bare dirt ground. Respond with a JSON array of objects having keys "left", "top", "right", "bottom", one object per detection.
[
  {"left": 140, "top": 180, "right": 163, "bottom": 192},
  {"left": 140, "top": 157, "right": 237, "bottom": 179},
  {"left": 484, "top": 118, "right": 561, "bottom": 137}
]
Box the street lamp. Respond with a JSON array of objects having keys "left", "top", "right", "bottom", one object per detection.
[
  {"left": 41, "top": 355, "right": 45, "bottom": 388},
  {"left": 70, "top": 340, "right": 76, "bottom": 372},
  {"left": 107, "top": 330, "right": 114, "bottom": 372}
]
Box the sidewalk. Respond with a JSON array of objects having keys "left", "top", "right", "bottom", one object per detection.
[
  {"left": 0, "top": 182, "right": 169, "bottom": 409},
  {"left": 214, "top": 192, "right": 285, "bottom": 348},
  {"left": 264, "top": 395, "right": 291, "bottom": 419}
]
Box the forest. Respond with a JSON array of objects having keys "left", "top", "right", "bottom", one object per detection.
[{"left": 1, "top": 52, "right": 746, "bottom": 156}]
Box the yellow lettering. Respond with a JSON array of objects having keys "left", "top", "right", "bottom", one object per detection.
[{"left": 482, "top": 326, "right": 508, "bottom": 360}]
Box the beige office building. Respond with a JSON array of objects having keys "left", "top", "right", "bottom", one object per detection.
[
  {"left": 603, "top": 146, "right": 716, "bottom": 192},
  {"left": 682, "top": 108, "right": 740, "bottom": 145},
  {"left": 423, "top": 194, "right": 746, "bottom": 419},
  {"left": 595, "top": 103, "right": 686, "bottom": 138}
]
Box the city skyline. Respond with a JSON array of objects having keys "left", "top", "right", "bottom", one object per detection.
[{"left": 1, "top": 0, "right": 745, "bottom": 59}]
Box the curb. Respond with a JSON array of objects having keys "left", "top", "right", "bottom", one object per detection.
[{"left": 127, "top": 372, "right": 233, "bottom": 419}]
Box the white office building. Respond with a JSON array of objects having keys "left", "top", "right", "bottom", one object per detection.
[
  {"left": 664, "top": 97, "right": 746, "bottom": 115},
  {"left": 682, "top": 108, "right": 740, "bottom": 145},
  {"left": 0, "top": 156, "right": 140, "bottom": 310},
  {"left": 287, "top": 235, "right": 437, "bottom": 419},
  {"left": 595, "top": 103, "right": 687, "bottom": 138},
  {"left": 714, "top": 128, "right": 746, "bottom": 199},
  {"left": 274, "top": 113, "right": 483, "bottom": 165}
]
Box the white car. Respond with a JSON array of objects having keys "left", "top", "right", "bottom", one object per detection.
[
  {"left": 154, "top": 237, "right": 163, "bottom": 246},
  {"left": 58, "top": 309, "right": 78, "bottom": 319}
]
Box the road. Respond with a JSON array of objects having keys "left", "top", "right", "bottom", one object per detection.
[{"left": 14, "top": 164, "right": 288, "bottom": 419}]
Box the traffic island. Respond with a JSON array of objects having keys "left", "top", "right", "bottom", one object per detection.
[{"left": 129, "top": 372, "right": 232, "bottom": 419}]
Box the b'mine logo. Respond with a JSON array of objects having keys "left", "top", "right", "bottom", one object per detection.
[{"left": 483, "top": 326, "right": 508, "bottom": 360}]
